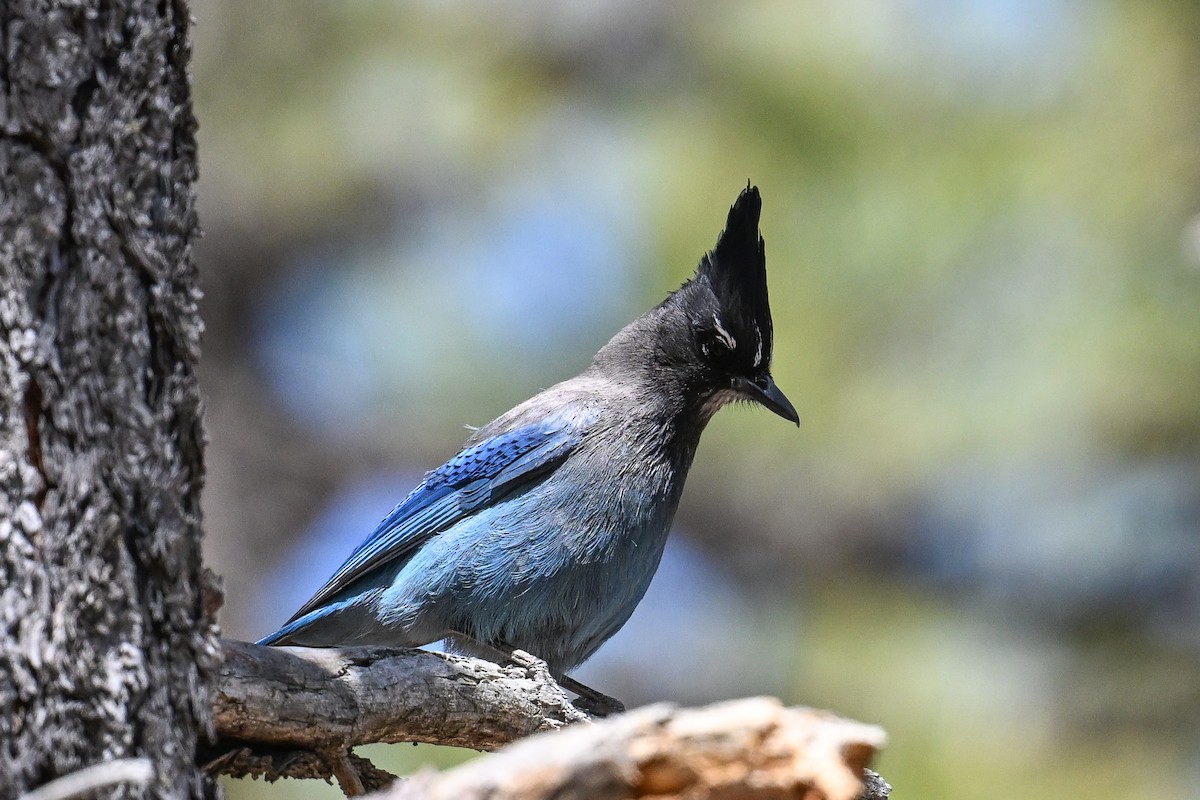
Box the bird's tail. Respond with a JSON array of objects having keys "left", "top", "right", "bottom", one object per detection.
[{"left": 255, "top": 597, "right": 366, "bottom": 647}]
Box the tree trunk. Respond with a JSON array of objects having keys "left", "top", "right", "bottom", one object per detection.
[{"left": 0, "top": 1, "right": 218, "bottom": 797}]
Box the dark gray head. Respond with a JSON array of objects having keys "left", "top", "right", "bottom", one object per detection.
[{"left": 649, "top": 184, "right": 798, "bottom": 424}]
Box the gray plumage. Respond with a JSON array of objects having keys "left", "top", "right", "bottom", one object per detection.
[{"left": 259, "top": 184, "right": 797, "bottom": 688}]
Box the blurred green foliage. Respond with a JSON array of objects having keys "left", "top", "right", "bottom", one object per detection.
[{"left": 195, "top": 2, "right": 1200, "bottom": 798}]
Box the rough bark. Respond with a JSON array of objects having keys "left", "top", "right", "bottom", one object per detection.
[{"left": 0, "top": 1, "right": 218, "bottom": 797}]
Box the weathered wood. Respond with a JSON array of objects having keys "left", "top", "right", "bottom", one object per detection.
[
  {"left": 0, "top": 1, "right": 217, "bottom": 796},
  {"left": 207, "top": 639, "right": 588, "bottom": 773},
  {"left": 385, "top": 697, "right": 888, "bottom": 800},
  {"left": 207, "top": 642, "right": 888, "bottom": 799}
]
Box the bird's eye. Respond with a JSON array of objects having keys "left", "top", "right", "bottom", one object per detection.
[{"left": 696, "top": 328, "right": 733, "bottom": 360}]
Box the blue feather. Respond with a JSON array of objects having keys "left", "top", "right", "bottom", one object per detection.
[{"left": 262, "top": 419, "right": 586, "bottom": 638}]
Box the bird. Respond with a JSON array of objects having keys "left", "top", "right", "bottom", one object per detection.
[{"left": 259, "top": 184, "right": 797, "bottom": 712}]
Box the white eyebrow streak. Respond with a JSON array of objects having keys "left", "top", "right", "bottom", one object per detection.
[
  {"left": 712, "top": 314, "right": 737, "bottom": 350},
  {"left": 752, "top": 325, "right": 764, "bottom": 367}
]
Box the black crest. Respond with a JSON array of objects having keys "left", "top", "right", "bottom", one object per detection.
[{"left": 677, "top": 184, "right": 774, "bottom": 376}]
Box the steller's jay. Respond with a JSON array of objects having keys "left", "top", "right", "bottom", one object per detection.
[{"left": 259, "top": 184, "right": 797, "bottom": 712}]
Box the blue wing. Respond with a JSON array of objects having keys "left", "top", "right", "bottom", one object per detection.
[{"left": 279, "top": 419, "right": 586, "bottom": 626}]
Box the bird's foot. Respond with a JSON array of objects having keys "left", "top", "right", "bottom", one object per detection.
[
  {"left": 504, "top": 647, "right": 555, "bottom": 684},
  {"left": 505, "top": 648, "right": 625, "bottom": 717}
]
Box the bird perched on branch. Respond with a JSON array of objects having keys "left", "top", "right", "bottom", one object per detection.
[{"left": 260, "top": 184, "right": 797, "bottom": 712}]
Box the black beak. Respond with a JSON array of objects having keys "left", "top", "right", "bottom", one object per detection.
[{"left": 736, "top": 373, "right": 799, "bottom": 426}]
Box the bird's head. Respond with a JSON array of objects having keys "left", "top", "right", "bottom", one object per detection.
[{"left": 654, "top": 184, "right": 798, "bottom": 425}]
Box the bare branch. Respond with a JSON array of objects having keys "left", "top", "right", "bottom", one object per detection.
[
  {"left": 207, "top": 639, "right": 590, "bottom": 782},
  {"left": 383, "top": 698, "right": 888, "bottom": 800},
  {"left": 208, "top": 641, "right": 888, "bottom": 800}
]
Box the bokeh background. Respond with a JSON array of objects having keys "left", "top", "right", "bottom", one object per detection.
[{"left": 192, "top": 2, "right": 1200, "bottom": 798}]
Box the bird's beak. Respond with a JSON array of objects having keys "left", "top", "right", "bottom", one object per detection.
[{"left": 737, "top": 374, "right": 799, "bottom": 426}]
